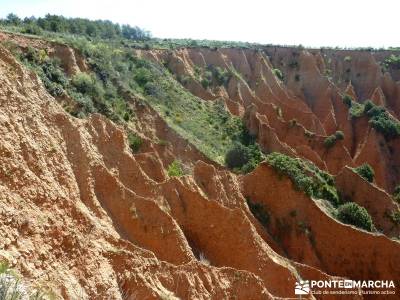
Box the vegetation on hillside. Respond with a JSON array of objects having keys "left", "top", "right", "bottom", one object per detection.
[
  {"left": 389, "top": 209, "right": 400, "bottom": 226},
  {"left": 266, "top": 152, "right": 340, "bottom": 206},
  {"left": 324, "top": 131, "right": 344, "bottom": 148},
  {"left": 265, "top": 152, "right": 376, "bottom": 231},
  {"left": 342, "top": 94, "right": 400, "bottom": 139},
  {"left": 167, "top": 160, "right": 184, "bottom": 177},
  {"left": 383, "top": 54, "right": 400, "bottom": 70},
  {"left": 0, "top": 261, "right": 49, "bottom": 299},
  {"left": 336, "top": 202, "right": 374, "bottom": 232},
  {"left": 393, "top": 185, "right": 400, "bottom": 204},
  {"left": 354, "top": 163, "right": 375, "bottom": 183},
  {"left": 342, "top": 94, "right": 365, "bottom": 118},
  {"left": 188, "top": 64, "right": 233, "bottom": 89},
  {"left": 5, "top": 43, "right": 135, "bottom": 122},
  {"left": 1, "top": 22, "right": 264, "bottom": 167},
  {"left": 0, "top": 13, "right": 386, "bottom": 236},
  {"left": 272, "top": 68, "right": 284, "bottom": 81},
  {"left": 224, "top": 124, "right": 264, "bottom": 173},
  {"left": 364, "top": 100, "right": 400, "bottom": 138},
  {"left": 128, "top": 132, "right": 143, "bottom": 153}
]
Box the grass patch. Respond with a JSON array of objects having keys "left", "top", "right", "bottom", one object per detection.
[{"left": 167, "top": 160, "right": 184, "bottom": 177}]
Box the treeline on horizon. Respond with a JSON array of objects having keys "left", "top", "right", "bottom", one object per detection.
[
  {"left": 0, "top": 13, "right": 151, "bottom": 41},
  {"left": 1, "top": 13, "right": 399, "bottom": 51}
]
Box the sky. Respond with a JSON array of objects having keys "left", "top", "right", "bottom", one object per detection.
[{"left": 1, "top": 0, "right": 399, "bottom": 48}]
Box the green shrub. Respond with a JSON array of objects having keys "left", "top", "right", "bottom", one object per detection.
[
  {"left": 143, "top": 82, "right": 160, "bottom": 96},
  {"left": 21, "top": 23, "right": 43, "bottom": 35},
  {"left": 177, "top": 74, "right": 190, "bottom": 85},
  {"left": 393, "top": 185, "right": 400, "bottom": 203},
  {"left": 200, "top": 77, "right": 211, "bottom": 89},
  {"left": 324, "top": 69, "right": 332, "bottom": 80},
  {"left": 389, "top": 209, "right": 400, "bottom": 225},
  {"left": 365, "top": 104, "right": 386, "bottom": 119},
  {"left": 167, "top": 160, "right": 184, "bottom": 177},
  {"left": 37, "top": 59, "right": 69, "bottom": 97},
  {"left": 335, "top": 130, "right": 344, "bottom": 140},
  {"left": 362, "top": 101, "right": 400, "bottom": 138},
  {"left": 128, "top": 132, "right": 142, "bottom": 153},
  {"left": 384, "top": 54, "right": 400, "bottom": 69},
  {"left": 342, "top": 94, "right": 353, "bottom": 106},
  {"left": 71, "top": 73, "right": 99, "bottom": 95},
  {"left": 240, "top": 144, "right": 264, "bottom": 174},
  {"left": 324, "top": 135, "right": 337, "bottom": 148},
  {"left": 320, "top": 184, "right": 340, "bottom": 205},
  {"left": 225, "top": 141, "right": 264, "bottom": 174},
  {"left": 363, "top": 100, "right": 375, "bottom": 114},
  {"left": 273, "top": 68, "right": 284, "bottom": 81},
  {"left": 225, "top": 143, "right": 250, "bottom": 169},
  {"left": 209, "top": 65, "right": 231, "bottom": 86},
  {"left": 337, "top": 202, "right": 374, "bottom": 231},
  {"left": 349, "top": 102, "right": 365, "bottom": 118},
  {"left": 354, "top": 163, "right": 374, "bottom": 182},
  {"left": 324, "top": 131, "right": 344, "bottom": 148},
  {"left": 17, "top": 47, "right": 68, "bottom": 97},
  {"left": 134, "top": 67, "right": 152, "bottom": 87},
  {"left": 369, "top": 113, "right": 400, "bottom": 138},
  {"left": 266, "top": 152, "right": 340, "bottom": 206},
  {"left": 42, "top": 59, "right": 68, "bottom": 86}
]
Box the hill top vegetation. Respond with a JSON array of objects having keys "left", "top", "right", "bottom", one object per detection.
[
  {"left": 3, "top": 13, "right": 400, "bottom": 51},
  {"left": 1, "top": 17, "right": 264, "bottom": 169},
  {"left": 0, "top": 13, "right": 150, "bottom": 40}
]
